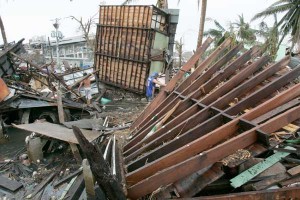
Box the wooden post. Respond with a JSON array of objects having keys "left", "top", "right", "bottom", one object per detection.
[
  {"left": 57, "top": 90, "right": 65, "bottom": 124},
  {"left": 72, "top": 126, "right": 126, "bottom": 200},
  {"left": 82, "top": 159, "right": 96, "bottom": 199},
  {"left": 57, "top": 89, "right": 82, "bottom": 163},
  {"left": 0, "top": 16, "right": 8, "bottom": 49},
  {"left": 70, "top": 143, "right": 82, "bottom": 164}
]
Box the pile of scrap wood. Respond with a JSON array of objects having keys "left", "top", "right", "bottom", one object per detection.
[
  {"left": 0, "top": 40, "right": 102, "bottom": 125},
  {"left": 123, "top": 37, "right": 300, "bottom": 199},
  {"left": 0, "top": 114, "right": 130, "bottom": 199}
]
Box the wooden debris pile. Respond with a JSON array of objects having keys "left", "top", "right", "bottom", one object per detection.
[
  {"left": 0, "top": 40, "right": 104, "bottom": 125},
  {"left": 123, "top": 37, "right": 300, "bottom": 199}
]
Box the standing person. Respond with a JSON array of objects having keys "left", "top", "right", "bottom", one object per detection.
[
  {"left": 146, "top": 72, "right": 166, "bottom": 101},
  {"left": 78, "top": 72, "right": 92, "bottom": 106}
]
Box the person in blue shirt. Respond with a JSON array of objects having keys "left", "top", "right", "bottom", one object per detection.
[{"left": 146, "top": 72, "right": 166, "bottom": 101}]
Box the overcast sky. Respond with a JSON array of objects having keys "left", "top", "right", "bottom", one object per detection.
[{"left": 0, "top": 0, "right": 277, "bottom": 51}]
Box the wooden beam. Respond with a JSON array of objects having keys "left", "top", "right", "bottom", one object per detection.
[
  {"left": 174, "top": 164, "right": 224, "bottom": 197},
  {"left": 0, "top": 176, "right": 23, "bottom": 192},
  {"left": 126, "top": 104, "right": 300, "bottom": 199},
  {"left": 125, "top": 56, "right": 292, "bottom": 168},
  {"left": 124, "top": 48, "right": 263, "bottom": 157},
  {"left": 192, "top": 186, "right": 300, "bottom": 200},
  {"left": 130, "top": 37, "right": 213, "bottom": 130},
  {"left": 53, "top": 167, "right": 83, "bottom": 188},
  {"left": 201, "top": 55, "right": 269, "bottom": 105},
  {"left": 72, "top": 126, "right": 126, "bottom": 200},
  {"left": 230, "top": 146, "right": 293, "bottom": 188},
  {"left": 181, "top": 43, "right": 244, "bottom": 96},
  {"left": 251, "top": 173, "right": 290, "bottom": 190},
  {"left": 130, "top": 37, "right": 232, "bottom": 134}
]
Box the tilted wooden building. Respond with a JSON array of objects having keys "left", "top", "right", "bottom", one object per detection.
[{"left": 94, "top": 5, "right": 179, "bottom": 94}]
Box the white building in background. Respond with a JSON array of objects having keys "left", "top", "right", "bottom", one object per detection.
[
  {"left": 26, "top": 35, "right": 95, "bottom": 68},
  {"left": 45, "top": 35, "right": 95, "bottom": 68}
]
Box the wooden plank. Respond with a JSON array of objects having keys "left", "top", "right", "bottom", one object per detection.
[
  {"left": 130, "top": 37, "right": 213, "bottom": 130},
  {"left": 0, "top": 176, "right": 23, "bottom": 192},
  {"left": 26, "top": 172, "right": 56, "bottom": 198},
  {"left": 201, "top": 55, "right": 269, "bottom": 105},
  {"left": 193, "top": 186, "right": 300, "bottom": 200},
  {"left": 125, "top": 55, "right": 269, "bottom": 160},
  {"left": 72, "top": 126, "right": 126, "bottom": 200},
  {"left": 251, "top": 173, "right": 290, "bottom": 190},
  {"left": 174, "top": 164, "right": 225, "bottom": 197},
  {"left": 279, "top": 175, "right": 300, "bottom": 187},
  {"left": 181, "top": 43, "right": 244, "bottom": 96},
  {"left": 126, "top": 59, "right": 294, "bottom": 170},
  {"left": 287, "top": 165, "right": 300, "bottom": 176},
  {"left": 131, "top": 37, "right": 231, "bottom": 131},
  {"left": 54, "top": 167, "right": 83, "bottom": 188},
  {"left": 230, "top": 148, "right": 293, "bottom": 188},
  {"left": 126, "top": 44, "right": 258, "bottom": 151},
  {"left": 252, "top": 98, "right": 300, "bottom": 124},
  {"left": 13, "top": 122, "right": 101, "bottom": 144},
  {"left": 126, "top": 104, "right": 300, "bottom": 199}
]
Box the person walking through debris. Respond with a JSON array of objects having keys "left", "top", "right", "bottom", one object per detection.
[
  {"left": 146, "top": 72, "right": 166, "bottom": 101},
  {"left": 78, "top": 72, "right": 92, "bottom": 106}
]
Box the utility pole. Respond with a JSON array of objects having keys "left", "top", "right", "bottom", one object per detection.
[
  {"left": 0, "top": 16, "right": 8, "bottom": 49},
  {"left": 53, "top": 18, "right": 60, "bottom": 70}
]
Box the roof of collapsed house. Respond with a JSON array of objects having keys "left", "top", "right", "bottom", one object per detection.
[
  {"left": 0, "top": 39, "right": 25, "bottom": 78},
  {"left": 124, "top": 37, "right": 300, "bottom": 199}
]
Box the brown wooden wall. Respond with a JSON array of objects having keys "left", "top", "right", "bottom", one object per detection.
[{"left": 94, "top": 5, "right": 168, "bottom": 94}]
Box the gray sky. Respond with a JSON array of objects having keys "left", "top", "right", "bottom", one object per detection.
[{"left": 0, "top": 0, "right": 277, "bottom": 51}]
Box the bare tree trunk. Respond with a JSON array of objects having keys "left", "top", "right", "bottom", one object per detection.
[
  {"left": 197, "top": 0, "right": 207, "bottom": 48},
  {"left": 0, "top": 16, "right": 8, "bottom": 49}
]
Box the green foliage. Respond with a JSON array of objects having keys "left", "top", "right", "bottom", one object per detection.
[
  {"left": 232, "top": 14, "right": 257, "bottom": 45},
  {"left": 256, "top": 15, "right": 280, "bottom": 60},
  {"left": 252, "top": 0, "right": 300, "bottom": 49}
]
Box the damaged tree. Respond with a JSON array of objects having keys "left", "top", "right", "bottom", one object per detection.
[{"left": 72, "top": 126, "right": 126, "bottom": 200}]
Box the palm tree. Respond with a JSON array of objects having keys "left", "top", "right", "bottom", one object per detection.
[
  {"left": 175, "top": 38, "right": 183, "bottom": 67},
  {"left": 252, "top": 0, "right": 300, "bottom": 50},
  {"left": 197, "top": 0, "right": 207, "bottom": 48},
  {"left": 256, "top": 14, "right": 280, "bottom": 60},
  {"left": 176, "top": 0, "right": 207, "bottom": 49},
  {"left": 231, "top": 14, "right": 257, "bottom": 45},
  {"left": 203, "top": 18, "right": 230, "bottom": 47}
]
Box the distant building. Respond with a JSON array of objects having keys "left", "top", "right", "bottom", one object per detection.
[
  {"left": 44, "top": 35, "right": 95, "bottom": 68},
  {"left": 25, "top": 35, "right": 95, "bottom": 68}
]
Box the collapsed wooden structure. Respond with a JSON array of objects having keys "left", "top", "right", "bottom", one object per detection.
[
  {"left": 0, "top": 39, "right": 25, "bottom": 78},
  {"left": 94, "top": 5, "right": 171, "bottom": 94},
  {"left": 123, "top": 37, "right": 300, "bottom": 199}
]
